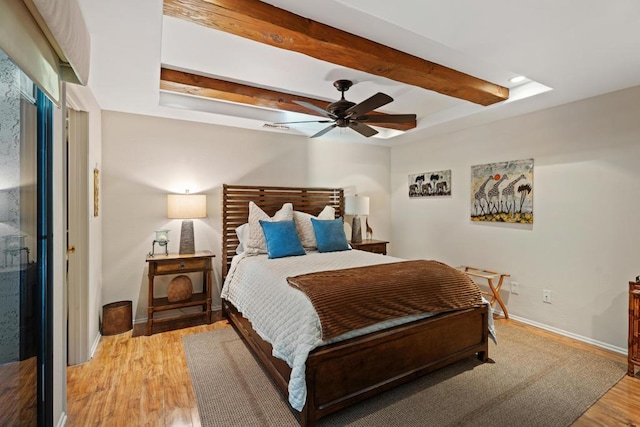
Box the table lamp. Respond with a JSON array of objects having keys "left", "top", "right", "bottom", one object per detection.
[
  {"left": 167, "top": 190, "right": 207, "bottom": 254},
  {"left": 345, "top": 194, "right": 369, "bottom": 243}
]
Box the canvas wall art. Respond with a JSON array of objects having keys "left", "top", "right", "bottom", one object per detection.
[
  {"left": 470, "top": 159, "right": 533, "bottom": 223},
  {"left": 408, "top": 170, "right": 451, "bottom": 197}
]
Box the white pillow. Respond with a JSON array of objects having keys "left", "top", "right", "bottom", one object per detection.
[
  {"left": 293, "top": 206, "right": 335, "bottom": 249},
  {"left": 246, "top": 201, "right": 293, "bottom": 255},
  {"left": 235, "top": 223, "right": 249, "bottom": 254}
]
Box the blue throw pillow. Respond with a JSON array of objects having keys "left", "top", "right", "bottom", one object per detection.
[
  {"left": 259, "top": 220, "right": 306, "bottom": 259},
  {"left": 310, "top": 217, "right": 351, "bottom": 253}
]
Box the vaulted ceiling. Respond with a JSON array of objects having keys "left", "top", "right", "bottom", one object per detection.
[{"left": 77, "top": 0, "right": 640, "bottom": 144}]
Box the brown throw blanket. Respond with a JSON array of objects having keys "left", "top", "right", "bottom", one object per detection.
[{"left": 287, "top": 260, "right": 482, "bottom": 340}]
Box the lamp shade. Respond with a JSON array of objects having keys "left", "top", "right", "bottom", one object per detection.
[
  {"left": 345, "top": 195, "right": 369, "bottom": 216},
  {"left": 167, "top": 194, "right": 207, "bottom": 219}
]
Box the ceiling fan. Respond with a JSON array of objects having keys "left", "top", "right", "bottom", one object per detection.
[{"left": 273, "top": 80, "right": 417, "bottom": 138}]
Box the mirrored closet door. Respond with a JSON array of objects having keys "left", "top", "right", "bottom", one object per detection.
[{"left": 0, "top": 48, "right": 52, "bottom": 426}]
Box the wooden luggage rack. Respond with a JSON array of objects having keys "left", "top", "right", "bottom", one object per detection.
[{"left": 459, "top": 266, "right": 510, "bottom": 319}]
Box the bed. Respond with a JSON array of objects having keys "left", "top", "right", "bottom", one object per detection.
[{"left": 221, "top": 184, "right": 490, "bottom": 427}]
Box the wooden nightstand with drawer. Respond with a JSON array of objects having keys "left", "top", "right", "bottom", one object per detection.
[
  {"left": 350, "top": 239, "right": 389, "bottom": 255},
  {"left": 145, "top": 251, "right": 214, "bottom": 335}
]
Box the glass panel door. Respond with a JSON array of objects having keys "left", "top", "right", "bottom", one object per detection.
[{"left": 0, "top": 48, "right": 48, "bottom": 426}]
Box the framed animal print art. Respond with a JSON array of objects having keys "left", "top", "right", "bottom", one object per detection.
[
  {"left": 470, "top": 159, "right": 533, "bottom": 223},
  {"left": 408, "top": 170, "right": 451, "bottom": 198}
]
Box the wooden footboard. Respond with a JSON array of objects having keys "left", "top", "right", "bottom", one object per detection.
[{"left": 223, "top": 300, "right": 488, "bottom": 427}]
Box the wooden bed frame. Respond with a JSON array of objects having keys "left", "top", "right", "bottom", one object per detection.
[{"left": 221, "top": 184, "right": 489, "bottom": 426}]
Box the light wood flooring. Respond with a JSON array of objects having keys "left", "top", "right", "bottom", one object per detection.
[
  {"left": 66, "top": 315, "right": 640, "bottom": 426},
  {"left": 0, "top": 357, "right": 37, "bottom": 426}
]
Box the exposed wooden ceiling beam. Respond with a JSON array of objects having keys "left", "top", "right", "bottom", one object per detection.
[
  {"left": 160, "top": 68, "right": 417, "bottom": 131},
  {"left": 163, "top": 0, "right": 509, "bottom": 106}
]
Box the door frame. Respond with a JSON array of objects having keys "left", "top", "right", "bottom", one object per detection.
[{"left": 66, "top": 106, "right": 89, "bottom": 365}]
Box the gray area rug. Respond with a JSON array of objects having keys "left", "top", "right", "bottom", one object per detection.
[{"left": 183, "top": 322, "right": 625, "bottom": 426}]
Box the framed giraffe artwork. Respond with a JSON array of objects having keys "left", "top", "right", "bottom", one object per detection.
[
  {"left": 470, "top": 158, "right": 533, "bottom": 223},
  {"left": 408, "top": 170, "right": 452, "bottom": 198}
]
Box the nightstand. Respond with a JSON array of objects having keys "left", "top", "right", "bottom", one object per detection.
[
  {"left": 145, "top": 251, "right": 214, "bottom": 335},
  {"left": 350, "top": 239, "right": 388, "bottom": 255}
]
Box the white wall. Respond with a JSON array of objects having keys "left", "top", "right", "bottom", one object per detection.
[
  {"left": 391, "top": 85, "right": 640, "bottom": 351},
  {"left": 101, "top": 111, "right": 390, "bottom": 321}
]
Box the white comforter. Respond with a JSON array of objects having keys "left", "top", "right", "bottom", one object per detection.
[{"left": 221, "top": 250, "right": 495, "bottom": 411}]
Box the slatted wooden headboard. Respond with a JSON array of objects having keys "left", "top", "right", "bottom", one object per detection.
[{"left": 222, "top": 184, "right": 344, "bottom": 277}]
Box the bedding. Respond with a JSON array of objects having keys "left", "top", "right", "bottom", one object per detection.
[
  {"left": 238, "top": 205, "right": 336, "bottom": 254},
  {"left": 293, "top": 206, "right": 335, "bottom": 249},
  {"left": 234, "top": 223, "right": 249, "bottom": 254},
  {"left": 310, "top": 217, "right": 351, "bottom": 252},
  {"left": 287, "top": 260, "right": 482, "bottom": 340},
  {"left": 221, "top": 250, "right": 496, "bottom": 411},
  {"left": 246, "top": 201, "right": 293, "bottom": 255},
  {"left": 260, "top": 220, "right": 306, "bottom": 259}
]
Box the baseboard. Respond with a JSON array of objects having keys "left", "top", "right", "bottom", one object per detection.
[
  {"left": 56, "top": 412, "right": 67, "bottom": 427},
  {"left": 495, "top": 310, "right": 626, "bottom": 355},
  {"left": 90, "top": 332, "right": 101, "bottom": 359}
]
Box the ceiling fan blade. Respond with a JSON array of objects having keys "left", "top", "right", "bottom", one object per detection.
[
  {"left": 349, "top": 121, "right": 379, "bottom": 138},
  {"left": 359, "top": 114, "right": 417, "bottom": 124},
  {"left": 345, "top": 92, "right": 393, "bottom": 117},
  {"left": 293, "top": 100, "right": 337, "bottom": 119},
  {"left": 310, "top": 124, "right": 338, "bottom": 138},
  {"left": 272, "top": 120, "right": 334, "bottom": 124}
]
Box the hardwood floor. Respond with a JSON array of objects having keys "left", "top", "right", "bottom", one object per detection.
[
  {"left": 66, "top": 314, "right": 640, "bottom": 426},
  {"left": 66, "top": 312, "right": 226, "bottom": 427},
  {"left": 0, "top": 357, "right": 37, "bottom": 426}
]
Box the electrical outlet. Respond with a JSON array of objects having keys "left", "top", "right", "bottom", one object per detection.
[
  {"left": 543, "top": 290, "right": 552, "bottom": 303},
  {"left": 511, "top": 281, "right": 519, "bottom": 294}
]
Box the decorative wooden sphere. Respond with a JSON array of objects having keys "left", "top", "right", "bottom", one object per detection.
[{"left": 167, "top": 275, "right": 193, "bottom": 302}]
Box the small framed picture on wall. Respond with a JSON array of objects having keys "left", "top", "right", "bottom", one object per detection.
[
  {"left": 93, "top": 168, "right": 99, "bottom": 217},
  {"left": 408, "top": 170, "right": 451, "bottom": 198}
]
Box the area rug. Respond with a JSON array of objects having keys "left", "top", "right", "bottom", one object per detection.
[{"left": 182, "top": 322, "right": 625, "bottom": 426}]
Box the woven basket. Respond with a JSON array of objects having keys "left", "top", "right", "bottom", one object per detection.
[
  {"left": 102, "top": 301, "right": 132, "bottom": 335},
  {"left": 168, "top": 275, "right": 193, "bottom": 302}
]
